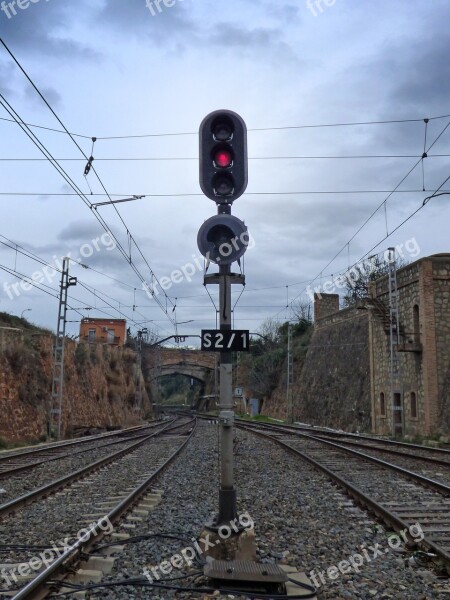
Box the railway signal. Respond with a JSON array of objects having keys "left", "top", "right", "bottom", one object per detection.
[
  {"left": 197, "top": 213, "right": 249, "bottom": 266},
  {"left": 199, "top": 109, "right": 248, "bottom": 204}
]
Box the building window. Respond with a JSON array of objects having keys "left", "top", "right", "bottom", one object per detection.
[
  {"left": 410, "top": 391, "right": 417, "bottom": 419},
  {"left": 379, "top": 392, "right": 386, "bottom": 416},
  {"left": 88, "top": 329, "right": 96, "bottom": 342},
  {"left": 413, "top": 304, "right": 420, "bottom": 344},
  {"left": 107, "top": 329, "right": 115, "bottom": 343}
]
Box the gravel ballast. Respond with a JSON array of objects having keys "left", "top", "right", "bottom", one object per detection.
[{"left": 77, "top": 420, "right": 448, "bottom": 600}]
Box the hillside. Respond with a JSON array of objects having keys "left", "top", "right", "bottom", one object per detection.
[{"left": 0, "top": 314, "right": 152, "bottom": 443}]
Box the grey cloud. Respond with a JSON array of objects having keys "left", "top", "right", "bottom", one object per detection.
[
  {"left": 0, "top": 1, "right": 98, "bottom": 59},
  {"left": 56, "top": 221, "right": 111, "bottom": 243},
  {"left": 24, "top": 84, "right": 61, "bottom": 108},
  {"left": 207, "top": 22, "right": 298, "bottom": 62},
  {"left": 98, "top": 0, "right": 198, "bottom": 41}
]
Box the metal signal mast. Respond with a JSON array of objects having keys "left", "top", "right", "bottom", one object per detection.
[{"left": 50, "top": 258, "right": 77, "bottom": 440}]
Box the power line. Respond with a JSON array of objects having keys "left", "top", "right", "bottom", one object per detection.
[
  {"left": 2, "top": 112, "right": 450, "bottom": 140},
  {"left": 0, "top": 94, "right": 175, "bottom": 330},
  {"left": 2, "top": 189, "right": 450, "bottom": 198},
  {"left": 270, "top": 119, "right": 450, "bottom": 319},
  {"left": 0, "top": 235, "right": 163, "bottom": 333},
  {"left": 0, "top": 38, "right": 178, "bottom": 331},
  {"left": 2, "top": 154, "right": 450, "bottom": 161},
  {"left": 0, "top": 259, "right": 161, "bottom": 332}
]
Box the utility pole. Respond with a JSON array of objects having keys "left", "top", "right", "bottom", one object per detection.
[
  {"left": 286, "top": 321, "right": 294, "bottom": 424},
  {"left": 50, "top": 258, "right": 77, "bottom": 440}
]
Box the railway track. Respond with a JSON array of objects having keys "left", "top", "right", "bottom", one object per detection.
[
  {"left": 234, "top": 419, "right": 450, "bottom": 484},
  {"left": 237, "top": 420, "right": 450, "bottom": 575},
  {"left": 0, "top": 417, "right": 196, "bottom": 599},
  {"left": 0, "top": 422, "right": 165, "bottom": 480},
  {"left": 287, "top": 421, "right": 450, "bottom": 460},
  {"left": 0, "top": 419, "right": 179, "bottom": 519}
]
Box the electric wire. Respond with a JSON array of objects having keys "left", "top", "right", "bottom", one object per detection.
[
  {"left": 2, "top": 189, "right": 450, "bottom": 198},
  {"left": 2, "top": 111, "right": 450, "bottom": 140},
  {"left": 0, "top": 235, "right": 161, "bottom": 332},
  {"left": 2, "top": 154, "right": 450, "bottom": 161},
  {"left": 0, "top": 95, "right": 175, "bottom": 328},
  {"left": 272, "top": 119, "right": 450, "bottom": 319},
  {"left": 0, "top": 38, "right": 177, "bottom": 331}
]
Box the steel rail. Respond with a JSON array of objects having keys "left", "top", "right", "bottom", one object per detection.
[
  {"left": 238, "top": 421, "right": 450, "bottom": 495},
  {"left": 310, "top": 434, "right": 450, "bottom": 467},
  {"left": 0, "top": 427, "right": 173, "bottom": 480},
  {"left": 0, "top": 420, "right": 176, "bottom": 519},
  {"left": 11, "top": 418, "right": 197, "bottom": 600},
  {"left": 237, "top": 422, "right": 450, "bottom": 570},
  {"left": 0, "top": 421, "right": 163, "bottom": 464},
  {"left": 252, "top": 419, "right": 450, "bottom": 457}
]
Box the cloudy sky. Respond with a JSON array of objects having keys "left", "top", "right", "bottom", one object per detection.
[{"left": 0, "top": 0, "right": 449, "bottom": 344}]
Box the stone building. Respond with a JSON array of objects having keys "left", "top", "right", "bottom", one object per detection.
[
  {"left": 300, "top": 253, "right": 450, "bottom": 437},
  {"left": 367, "top": 254, "right": 450, "bottom": 437}
]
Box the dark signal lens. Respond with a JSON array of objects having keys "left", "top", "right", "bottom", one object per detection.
[
  {"left": 212, "top": 173, "right": 234, "bottom": 196},
  {"left": 214, "top": 148, "right": 233, "bottom": 168},
  {"left": 213, "top": 120, "right": 233, "bottom": 141}
]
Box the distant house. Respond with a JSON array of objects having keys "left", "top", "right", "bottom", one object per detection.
[{"left": 79, "top": 318, "right": 126, "bottom": 346}]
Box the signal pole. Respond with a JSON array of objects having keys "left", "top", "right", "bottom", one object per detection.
[
  {"left": 198, "top": 110, "right": 249, "bottom": 527},
  {"left": 50, "top": 258, "right": 77, "bottom": 440},
  {"left": 218, "top": 262, "right": 236, "bottom": 521}
]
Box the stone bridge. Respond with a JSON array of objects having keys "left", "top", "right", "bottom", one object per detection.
[{"left": 144, "top": 347, "right": 215, "bottom": 383}]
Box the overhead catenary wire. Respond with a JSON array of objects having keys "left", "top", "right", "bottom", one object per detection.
[
  {"left": 0, "top": 260, "right": 153, "bottom": 331},
  {"left": 2, "top": 154, "right": 450, "bottom": 161},
  {"left": 272, "top": 119, "right": 450, "bottom": 319},
  {"left": 0, "top": 239, "right": 163, "bottom": 333},
  {"left": 0, "top": 94, "right": 176, "bottom": 329},
  {"left": 1, "top": 37, "right": 449, "bottom": 334},
  {"left": 2, "top": 111, "right": 450, "bottom": 140},
  {"left": 0, "top": 38, "right": 178, "bottom": 331},
  {"left": 2, "top": 189, "right": 450, "bottom": 198}
]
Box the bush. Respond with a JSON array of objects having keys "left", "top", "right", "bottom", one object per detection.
[
  {"left": 90, "top": 344, "right": 100, "bottom": 365},
  {"left": 75, "top": 344, "right": 87, "bottom": 374}
]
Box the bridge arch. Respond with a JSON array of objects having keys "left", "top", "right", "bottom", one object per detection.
[{"left": 144, "top": 348, "right": 215, "bottom": 384}]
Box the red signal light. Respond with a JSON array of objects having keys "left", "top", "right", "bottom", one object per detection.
[{"left": 214, "top": 148, "right": 233, "bottom": 168}]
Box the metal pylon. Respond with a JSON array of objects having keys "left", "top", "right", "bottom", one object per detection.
[{"left": 50, "top": 258, "right": 77, "bottom": 440}]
